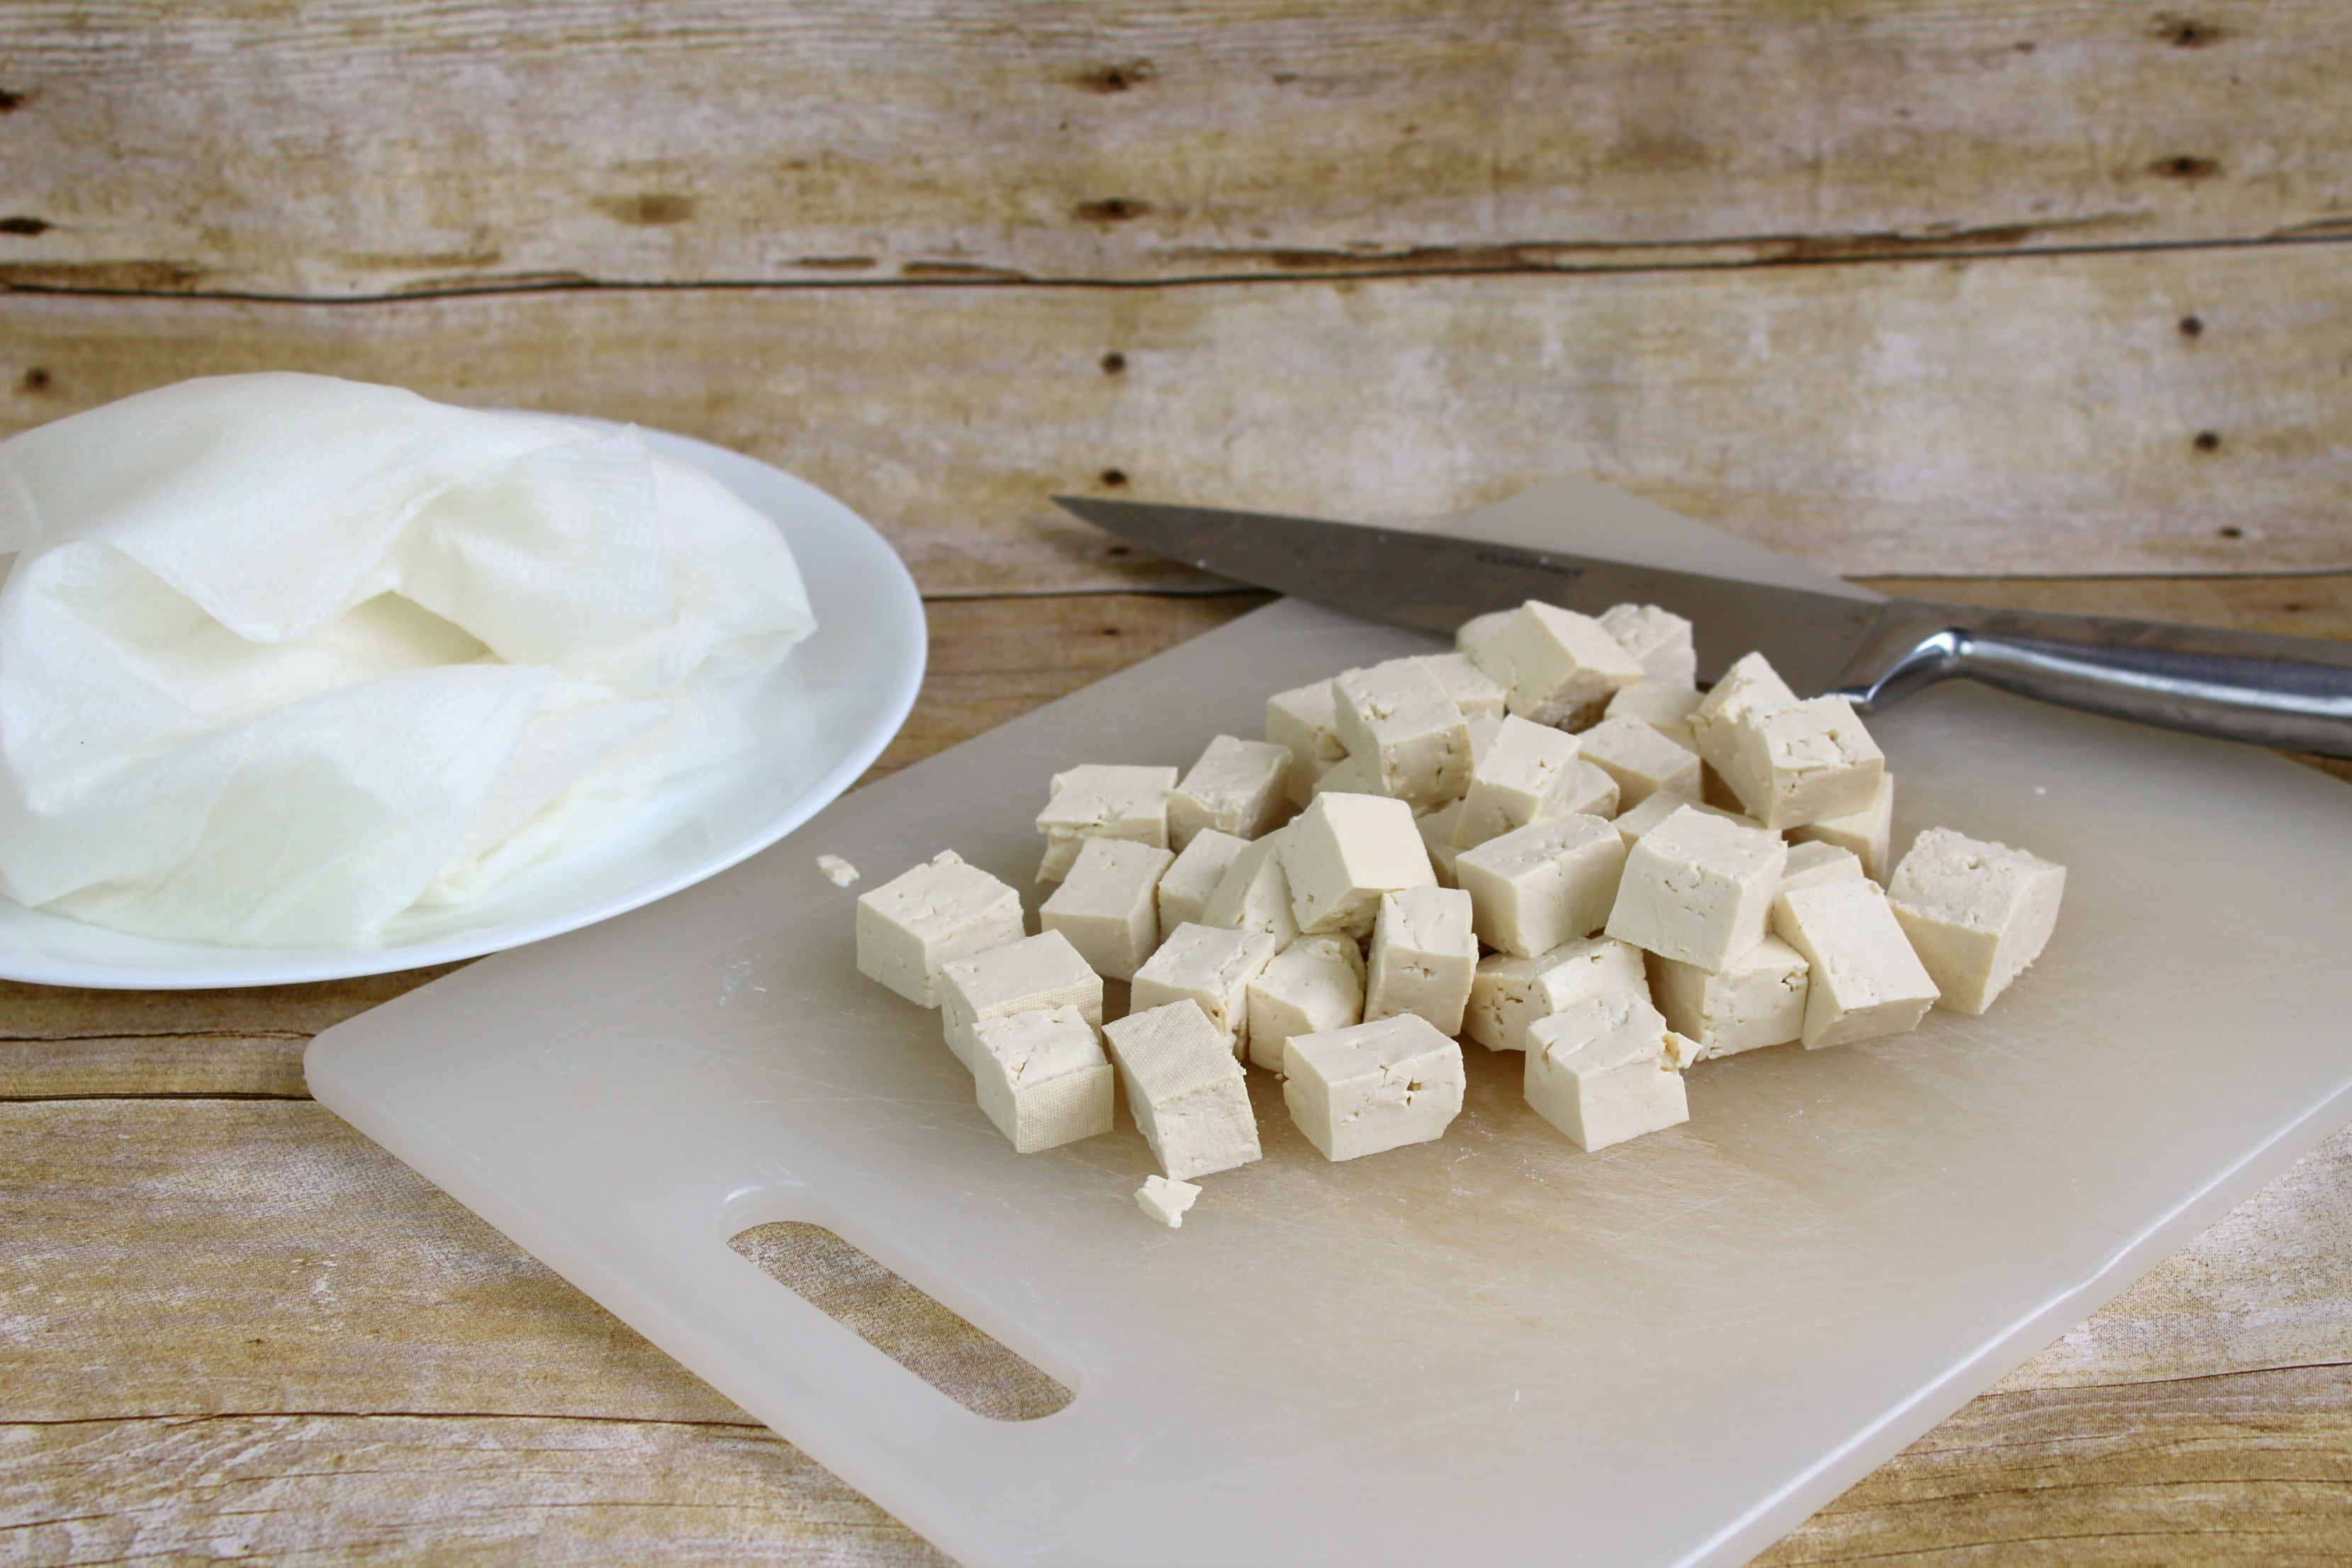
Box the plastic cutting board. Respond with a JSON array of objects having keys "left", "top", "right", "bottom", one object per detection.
[{"left": 308, "top": 481, "right": 2352, "bottom": 1567}]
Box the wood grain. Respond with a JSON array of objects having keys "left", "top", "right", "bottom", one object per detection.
[
  {"left": 10, "top": 242, "right": 2352, "bottom": 587},
  {"left": 3, "top": 2, "right": 2348, "bottom": 297}
]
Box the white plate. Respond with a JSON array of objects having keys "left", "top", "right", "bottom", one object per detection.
[{"left": 0, "top": 426, "right": 926, "bottom": 990}]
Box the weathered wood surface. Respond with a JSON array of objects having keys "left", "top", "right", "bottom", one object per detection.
[
  {"left": 3, "top": 1, "right": 2349, "bottom": 297},
  {"left": 9, "top": 242, "right": 2352, "bottom": 586},
  {"left": 4, "top": 582, "right": 2348, "bottom": 1564}
]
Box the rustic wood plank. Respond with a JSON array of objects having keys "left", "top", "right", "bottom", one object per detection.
[
  {"left": 1759, "top": 1365, "right": 2352, "bottom": 1567},
  {"left": 0, "top": 1413, "right": 949, "bottom": 1567},
  {"left": 4, "top": 1, "right": 2348, "bottom": 296},
  {"left": 9, "top": 245, "right": 2352, "bottom": 586}
]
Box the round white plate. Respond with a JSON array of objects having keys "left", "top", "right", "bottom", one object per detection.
[{"left": 0, "top": 426, "right": 926, "bottom": 990}]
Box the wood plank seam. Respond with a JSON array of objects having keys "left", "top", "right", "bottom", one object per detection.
[{"left": 6, "top": 229, "right": 2352, "bottom": 306}]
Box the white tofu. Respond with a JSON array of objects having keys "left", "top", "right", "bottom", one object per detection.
[
  {"left": 1157, "top": 829, "right": 1249, "bottom": 933},
  {"left": 1363, "top": 886, "right": 1478, "bottom": 1036},
  {"left": 1039, "top": 838, "right": 1173, "bottom": 982},
  {"left": 1560, "top": 759, "right": 1621, "bottom": 819},
  {"left": 1576, "top": 715, "right": 1702, "bottom": 810},
  {"left": 1036, "top": 763, "right": 1177, "bottom": 883},
  {"left": 1102, "top": 1000, "right": 1264, "bottom": 1180},
  {"left": 1523, "top": 991, "right": 1693, "bottom": 1152},
  {"left": 1779, "top": 839, "right": 1866, "bottom": 894},
  {"left": 970, "top": 1005, "right": 1116, "bottom": 1154},
  {"left": 1469, "top": 602, "right": 1645, "bottom": 730},
  {"left": 1605, "top": 680, "right": 1703, "bottom": 749},
  {"left": 1465, "top": 934, "right": 1647, "bottom": 1053},
  {"left": 1605, "top": 807, "right": 1788, "bottom": 971},
  {"left": 1282, "top": 793, "right": 1435, "bottom": 939},
  {"left": 1282, "top": 1013, "right": 1466, "bottom": 1163},
  {"left": 1167, "top": 734, "right": 1292, "bottom": 850},
  {"left": 1245, "top": 934, "right": 1366, "bottom": 1071},
  {"left": 1608, "top": 790, "right": 1758, "bottom": 849},
  {"left": 1200, "top": 829, "right": 1301, "bottom": 948},
  {"left": 939, "top": 929, "right": 1104, "bottom": 1070},
  {"left": 1455, "top": 715, "right": 1582, "bottom": 851},
  {"left": 1416, "top": 800, "right": 1466, "bottom": 887},
  {"left": 1647, "top": 937, "right": 1809, "bottom": 1057},
  {"left": 1416, "top": 651, "right": 1508, "bottom": 720},
  {"left": 1309, "top": 752, "right": 1379, "bottom": 800},
  {"left": 1465, "top": 713, "right": 1503, "bottom": 770},
  {"left": 1131, "top": 922, "right": 1283, "bottom": 1053},
  {"left": 1717, "top": 695, "right": 1886, "bottom": 829},
  {"left": 1886, "top": 827, "right": 2067, "bottom": 1015},
  {"left": 1136, "top": 1174, "right": 1202, "bottom": 1228},
  {"left": 815, "top": 854, "right": 860, "bottom": 887},
  {"left": 1267, "top": 679, "right": 1346, "bottom": 807},
  {"left": 855, "top": 850, "right": 1027, "bottom": 1007},
  {"left": 1333, "top": 658, "right": 1474, "bottom": 809},
  {"left": 1689, "top": 652, "right": 1796, "bottom": 778},
  {"left": 1596, "top": 603, "right": 1698, "bottom": 688},
  {"left": 1771, "top": 880, "right": 1941, "bottom": 1047},
  {"left": 1791, "top": 771, "right": 1895, "bottom": 881},
  {"left": 1455, "top": 813, "right": 1628, "bottom": 958},
  {"left": 1455, "top": 607, "right": 1514, "bottom": 661}
]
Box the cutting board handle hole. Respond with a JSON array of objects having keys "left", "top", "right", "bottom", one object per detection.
[{"left": 727, "top": 1220, "right": 1073, "bottom": 1421}]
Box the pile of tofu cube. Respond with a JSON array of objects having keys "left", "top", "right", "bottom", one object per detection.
[{"left": 854, "top": 600, "right": 2066, "bottom": 1228}]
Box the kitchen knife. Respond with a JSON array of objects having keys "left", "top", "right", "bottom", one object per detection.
[{"left": 1051, "top": 495, "right": 2352, "bottom": 759}]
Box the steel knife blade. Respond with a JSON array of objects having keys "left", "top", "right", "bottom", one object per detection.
[{"left": 1050, "top": 493, "right": 2352, "bottom": 758}]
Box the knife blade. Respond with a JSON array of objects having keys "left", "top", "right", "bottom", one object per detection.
[{"left": 1051, "top": 494, "right": 2352, "bottom": 758}]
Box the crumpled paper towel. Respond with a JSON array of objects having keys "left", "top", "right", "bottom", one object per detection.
[{"left": 0, "top": 373, "right": 817, "bottom": 947}]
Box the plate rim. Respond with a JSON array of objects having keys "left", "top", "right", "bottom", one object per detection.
[{"left": 0, "top": 422, "right": 926, "bottom": 990}]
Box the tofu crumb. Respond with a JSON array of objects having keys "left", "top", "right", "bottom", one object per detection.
[
  {"left": 1136, "top": 1173, "right": 1202, "bottom": 1228},
  {"left": 815, "top": 854, "right": 860, "bottom": 887}
]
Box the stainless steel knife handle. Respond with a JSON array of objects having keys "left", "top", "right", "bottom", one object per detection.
[{"left": 1834, "top": 598, "right": 2352, "bottom": 758}]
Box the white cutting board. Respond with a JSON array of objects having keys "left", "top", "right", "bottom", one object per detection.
[{"left": 308, "top": 483, "right": 2352, "bottom": 1567}]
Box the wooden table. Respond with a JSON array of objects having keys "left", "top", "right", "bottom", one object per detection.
[{"left": 5, "top": 4, "right": 2351, "bottom": 1560}]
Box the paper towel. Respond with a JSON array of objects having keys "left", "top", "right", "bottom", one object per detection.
[{"left": 0, "top": 373, "right": 817, "bottom": 947}]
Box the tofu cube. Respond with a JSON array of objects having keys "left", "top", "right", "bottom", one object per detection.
[
  {"left": 1416, "top": 651, "right": 1508, "bottom": 720},
  {"left": 1609, "top": 790, "right": 1757, "bottom": 849},
  {"left": 1455, "top": 715, "right": 1582, "bottom": 851},
  {"left": 1040, "top": 838, "right": 1173, "bottom": 981},
  {"left": 1282, "top": 1014, "right": 1466, "bottom": 1163},
  {"left": 1605, "top": 680, "right": 1704, "bottom": 749},
  {"left": 1689, "top": 652, "right": 1796, "bottom": 778},
  {"left": 1465, "top": 934, "right": 1648, "bottom": 1053},
  {"left": 1200, "top": 829, "right": 1301, "bottom": 948},
  {"left": 1597, "top": 603, "right": 1698, "bottom": 688},
  {"left": 1103, "top": 1001, "right": 1264, "bottom": 1181},
  {"left": 1455, "top": 608, "right": 1514, "bottom": 661},
  {"left": 1168, "top": 735, "right": 1292, "bottom": 849},
  {"left": 1561, "top": 759, "right": 1621, "bottom": 819},
  {"left": 1244, "top": 934, "right": 1365, "bottom": 1071},
  {"left": 939, "top": 929, "right": 1104, "bottom": 1070},
  {"left": 855, "top": 851, "right": 1027, "bottom": 1007},
  {"left": 1267, "top": 680, "right": 1346, "bottom": 807},
  {"left": 1416, "top": 800, "right": 1466, "bottom": 887},
  {"left": 1469, "top": 603, "right": 1645, "bottom": 729},
  {"left": 1779, "top": 839, "right": 1864, "bottom": 895},
  {"left": 1364, "top": 886, "right": 1479, "bottom": 1036},
  {"left": 1309, "top": 753, "right": 1379, "bottom": 800},
  {"left": 1282, "top": 793, "right": 1435, "bottom": 939},
  {"left": 1524, "top": 991, "right": 1693, "bottom": 1152},
  {"left": 1465, "top": 713, "right": 1503, "bottom": 769},
  {"left": 1576, "top": 715, "right": 1702, "bottom": 810},
  {"left": 1771, "top": 880, "right": 1941, "bottom": 1046},
  {"left": 1136, "top": 1174, "right": 1202, "bottom": 1228},
  {"left": 1036, "top": 764, "right": 1176, "bottom": 883},
  {"left": 1717, "top": 695, "right": 1886, "bottom": 830},
  {"left": 1791, "top": 771, "right": 1895, "bottom": 881},
  {"left": 1332, "top": 658, "right": 1473, "bottom": 809},
  {"left": 1131, "top": 922, "right": 1283, "bottom": 1053},
  {"left": 970, "top": 1005, "right": 1116, "bottom": 1154},
  {"left": 1157, "top": 829, "right": 1249, "bottom": 933},
  {"left": 1605, "top": 807, "right": 1788, "bottom": 970},
  {"left": 1886, "top": 827, "right": 2067, "bottom": 1015},
  {"left": 1455, "top": 813, "right": 1628, "bottom": 958},
  {"left": 1647, "top": 937, "right": 1810, "bottom": 1057}
]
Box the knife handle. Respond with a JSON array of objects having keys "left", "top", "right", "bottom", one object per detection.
[{"left": 1835, "top": 598, "right": 2352, "bottom": 759}]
